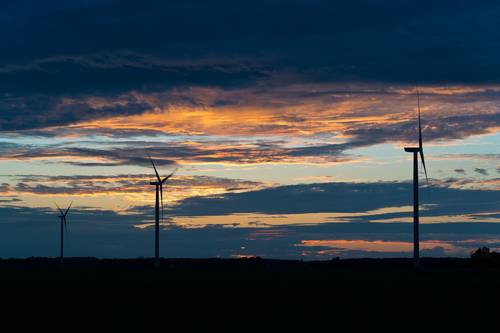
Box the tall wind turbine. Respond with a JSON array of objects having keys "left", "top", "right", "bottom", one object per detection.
[
  {"left": 147, "top": 152, "right": 176, "bottom": 268},
  {"left": 404, "top": 88, "right": 429, "bottom": 267},
  {"left": 55, "top": 202, "right": 72, "bottom": 268}
]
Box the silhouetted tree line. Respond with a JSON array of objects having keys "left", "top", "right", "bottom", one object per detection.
[{"left": 471, "top": 247, "right": 500, "bottom": 266}]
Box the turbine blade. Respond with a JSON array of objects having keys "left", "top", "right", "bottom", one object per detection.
[
  {"left": 55, "top": 203, "right": 64, "bottom": 216},
  {"left": 161, "top": 168, "right": 178, "bottom": 184},
  {"left": 64, "top": 201, "right": 73, "bottom": 216},
  {"left": 420, "top": 150, "right": 428, "bottom": 184},
  {"left": 160, "top": 184, "right": 164, "bottom": 224},
  {"left": 146, "top": 151, "right": 161, "bottom": 183},
  {"left": 417, "top": 88, "right": 423, "bottom": 151},
  {"left": 417, "top": 88, "right": 429, "bottom": 184}
]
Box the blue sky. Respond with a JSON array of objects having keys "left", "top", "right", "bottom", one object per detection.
[{"left": 0, "top": 0, "right": 498, "bottom": 258}]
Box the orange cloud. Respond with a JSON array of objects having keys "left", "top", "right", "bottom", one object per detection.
[
  {"left": 2, "top": 174, "right": 269, "bottom": 212},
  {"left": 2, "top": 83, "right": 498, "bottom": 167}
]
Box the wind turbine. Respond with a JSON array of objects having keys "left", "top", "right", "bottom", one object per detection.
[
  {"left": 404, "top": 88, "right": 428, "bottom": 267},
  {"left": 55, "top": 202, "right": 72, "bottom": 268},
  {"left": 147, "top": 152, "right": 176, "bottom": 268}
]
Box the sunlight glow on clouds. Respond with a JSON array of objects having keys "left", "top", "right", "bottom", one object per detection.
[
  {"left": 297, "top": 239, "right": 500, "bottom": 258},
  {"left": 0, "top": 174, "right": 268, "bottom": 212}
]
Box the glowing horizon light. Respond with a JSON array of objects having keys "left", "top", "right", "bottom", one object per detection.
[{"left": 297, "top": 239, "right": 500, "bottom": 257}]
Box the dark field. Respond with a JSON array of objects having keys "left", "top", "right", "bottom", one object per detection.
[{"left": 0, "top": 258, "right": 499, "bottom": 332}]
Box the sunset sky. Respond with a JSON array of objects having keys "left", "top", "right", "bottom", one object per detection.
[{"left": 0, "top": 0, "right": 499, "bottom": 259}]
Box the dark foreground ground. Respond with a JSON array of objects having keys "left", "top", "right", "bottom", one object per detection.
[{"left": 0, "top": 257, "right": 499, "bottom": 332}]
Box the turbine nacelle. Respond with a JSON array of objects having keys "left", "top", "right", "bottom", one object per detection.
[
  {"left": 150, "top": 175, "right": 174, "bottom": 186},
  {"left": 404, "top": 147, "right": 420, "bottom": 153},
  {"left": 55, "top": 202, "right": 72, "bottom": 218}
]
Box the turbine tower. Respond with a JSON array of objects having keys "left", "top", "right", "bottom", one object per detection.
[
  {"left": 55, "top": 202, "right": 72, "bottom": 268},
  {"left": 404, "top": 89, "right": 428, "bottom": 267},
  {"left": 147, "top": 152, "right": 176, "bottom": 268}
]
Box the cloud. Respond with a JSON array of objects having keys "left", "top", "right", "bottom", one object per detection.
[
  {"left": 474, "top": 168, "right": 490, "bottom": 176},
  {"left": 343, "top": 113, "right": 500, "bottom": 145},
  {"left": 0, "top": 197, "right": 20, "bottom": 203},
  {"left": 0, "top": 83, "right": 498, "bottom": 167},
  {"left": 0, "top": 202, "right": 499, "bottom": 258},
  {"left": 0, "top": 93, "right": 153, "bottom": 131},
  {"left": 169, "top": 181, "right": 500, "bottom": 217},
  {"left": 0, "top": 1, "right": 500, "bottom": 137},
  {"left": 0, "top": 137, "right": 357, "bottom": 166},
  {"left": 439, "top": 154, "right": 500, "bottom": 161},
  {"left": 0, "top": 51, "right": 267, "bottom": 96},
  {"left": 3, "top": 0, "right": 500, "bottom": 86},
  {"left": 434, "top": 178, "right": 499, "bottom": 191},
  {"left": 0, "top": 174, "right": 267, "bottom": 207},
  {"left": 3, "top": 83, "right": 499, "bottom": 138},
  {"left": 454, "top": 169, "right": 466, "bottom": 174}
]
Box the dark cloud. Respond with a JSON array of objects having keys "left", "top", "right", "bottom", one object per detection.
[
  {"left": 3, "top": 0, "right": 500, "bottom": 85},
  {"left": 1, "top": 178, "right": 499, "bottom": 259},
  {"left": 474, "top": 168, "right": 489, "bottom": 176},
  {"left": 454, "top": 169, "right": 466, "bottom": 174},
  {"left": 0, "top": 52, "right": 267, "bottom": 96},
  {"left": 1, "top": 174, "right": 264, "bottom": 197},
  {"left": 434, "top": 177, "right": 499, "bottom": 191},
  {"left": 0, "top": 197, "right": 20, "bottom": 203},
  {"left": 1, "top": 1, "right": 500, "bottom": 131},
  {"left": 0, "top": 202, "right": 499, "bottom": 258},
  {"left": 0, "top": 94, "right": 153, "bottom": 131},
  {"left": 343, "top": 113, "right": 500, "bottom": 146},
  {"left": 170, "top": 181, "right": 500, "bottom": 217},
  {"left": 0, "top": 140, "right": 351, "bottom": 166}
]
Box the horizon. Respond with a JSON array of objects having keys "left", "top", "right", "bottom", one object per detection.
[{"left": 0, "top": 0, "right": 499, "bottom": 259}]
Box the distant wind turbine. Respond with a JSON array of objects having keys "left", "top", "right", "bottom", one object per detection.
[
  {"left": 147, "top": 152, "right": 177, "bottom": 268},
  {"left": 55, "top": 202, "right": 72, "bottom": 268},
  {"left": 404, "top": 88, "right": 429, "bottom": 267}
]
